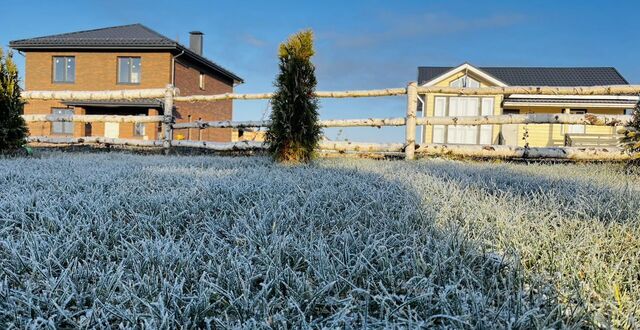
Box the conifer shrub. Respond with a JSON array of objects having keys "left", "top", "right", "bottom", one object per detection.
[
  {"left": 0, "top": 48, "right": 28, "bottom": 152},
  {"left": 619, "top": 104, "right": 640, "bottom": 160},
  {"left": 266, "top": 30, "right": 320, "bottom": 163}
]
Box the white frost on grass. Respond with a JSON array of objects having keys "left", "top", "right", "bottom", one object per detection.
[{"left": 0, "top": 152, "right": 639, "bottom": 328}]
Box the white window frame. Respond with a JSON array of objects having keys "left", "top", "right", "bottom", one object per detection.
[
  {"left": 432, "top": 96, "right": 494, "bottom": 145},
  {"left": 449, "top": 75, "right": 480, "bottom": 88},
  {"left": 199, "top": 72, "right": 205, "bottom": 90}
]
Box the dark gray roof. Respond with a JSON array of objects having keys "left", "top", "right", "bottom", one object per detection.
[
  {"left": 10, "top": 24, "right": 243, "bottom": 84},
  {"left": 62, "top": 98, "right": 162, "bottom": 108},
  {"left": 418, "top": 65, "right": 628, "bottom": 86}
]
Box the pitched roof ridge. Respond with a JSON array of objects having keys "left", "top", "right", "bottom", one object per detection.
[{"left": 134, "top": 24, "right": 176, "bottom": 43}]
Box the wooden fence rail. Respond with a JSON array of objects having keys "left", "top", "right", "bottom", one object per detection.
[
  {"left": 27, "top": 136, "right": 164, "bottom": 147},
  {"left": 416, "top": 144, "right": 629, "bottom": 161},
  {"left": 415, "top": 113, "right": 632, "bottom": 126},
  {"left": 22, "top": 114, "right": 164, "bottom": 123},
  {"left": 20, "top": 83, "right": 639, "bottom": 161},
  {"left": 22, "top": 89, "right": 168, "bottom": 101},
  {"left": 20, "top": 85, "right": 640, "bottom": 101}
]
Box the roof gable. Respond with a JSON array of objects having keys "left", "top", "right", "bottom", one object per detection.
[
  {"left": 418, "top": 65, "right": 628, "bottom": 87},
  {"left": 9, "top": 24, "right": 243, "bottom": 84},
  {"left": 420, "top": 63, "right": 508, "bottom": 87}
]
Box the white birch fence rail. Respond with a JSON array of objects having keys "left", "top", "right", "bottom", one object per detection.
[
  {"left": 20, "top": 83, "right": 640, "bottom": 161},
  {"left": 23, "top": 114, "right": 164, "bottom": 123}
]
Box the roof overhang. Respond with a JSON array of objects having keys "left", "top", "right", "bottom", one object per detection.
[
  {"left": 62, "top": 99, "right": 163, "bottom": 108},
  {"left": 421, "top": 63, "right": 508, "bottom": 87},
  {"left": 9, "top": 45, "right": 177, "bottom": 50},
  {"left": 10, "top": 44, "right": 244, "bottom": 86}
]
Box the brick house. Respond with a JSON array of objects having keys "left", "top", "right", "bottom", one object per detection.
[{"left": 9, "top": 24, "right": 243, "bottom": 142}]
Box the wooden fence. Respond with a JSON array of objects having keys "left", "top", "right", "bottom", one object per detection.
[{"left": 21, "top": 83, "right": 639, "bottom": 161}]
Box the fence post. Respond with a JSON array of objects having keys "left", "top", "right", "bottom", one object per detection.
[
  {"left": 405, "top": 82, "right": 418, "bottom": 160},
  {"left": 162, "top": 84, "right": 175, "bottom": 152}
]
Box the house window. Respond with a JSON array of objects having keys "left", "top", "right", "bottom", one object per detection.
[
  {"left": 449, "top": 75, "right": 480, "bottom": 88},
  {"left": 118, "top": 57, "right": 141, "bottom": 84},
  {"left": 134, "top": 122, "right": 146, "bottom": 136},
  {"left": 53, "top": 56, "right": 75, "bottom": 83},
  {"left": 199, "top": 72, "right": 205, "bottom": 90},
  {"left": 626, "top": 109, "right": 635, "bottom": 115},
  {"left": 51, "top": 108, "right": 74, "bottom": 135},
  {"left": 433, "top": 96, "right": 493, "bottom": 144}
]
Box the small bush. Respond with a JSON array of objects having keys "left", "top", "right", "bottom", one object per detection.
[
  {"left": 266, "top": 30, "right": 321, "bottom": 163},
  {"left": 0, "top": 48, "right": 28, "bottom": 152}
]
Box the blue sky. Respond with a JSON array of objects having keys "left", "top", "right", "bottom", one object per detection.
[{"left": 2, "top": 0, "right": 639, "bottom": 142}]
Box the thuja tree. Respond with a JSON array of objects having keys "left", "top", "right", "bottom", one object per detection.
[
  {"left": 620, "top": 104, "right": 640, "bottom": 158},
  {"left": 266, "top": 30, "right": 320, "bottom": 163},
  {"left": 0, "top": 48, "right": 28, "bottom": 152}
]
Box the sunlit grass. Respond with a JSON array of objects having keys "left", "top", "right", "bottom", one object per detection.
[{"left": 0, "top": 152, "right": 638, "bottom": 328}]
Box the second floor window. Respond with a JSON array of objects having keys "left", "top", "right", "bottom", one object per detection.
[
  {"left": 118, "top": 57, "right": 141, "bottom": 84},
  {"left": 53, "top": 56, "right": 75, "bottom": 83}
]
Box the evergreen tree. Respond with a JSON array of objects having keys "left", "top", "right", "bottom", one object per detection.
[
  {"left": 0, "top": 48, "right": 28, "bottom": 152},
  {"left": 620, "top": 104, "right": 640, "bottom": 157},
  {"left": 266, "top": 30, "right": 320, "bottom": 163}
]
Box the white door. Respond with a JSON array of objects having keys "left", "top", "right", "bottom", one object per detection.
[
  {"left": 105, "top": 122, "right": 120, "bottom": 138},
  {"left": 501, "top": 110, "right": 520, "bottom": 146}
]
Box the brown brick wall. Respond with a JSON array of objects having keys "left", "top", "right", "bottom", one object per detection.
[
  {"left": 24, "top": 51, "right": 172, "bottom": 138},
  {"left": 23, "top": 50, "right": 235, "bottom": 142},
  {"left": 173, "top": 59, "right": 234, "bottom": 142},
  {"left": 25, "top": 51, "right": 171, "bottom": 90}
]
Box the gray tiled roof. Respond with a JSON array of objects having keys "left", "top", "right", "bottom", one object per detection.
[
  {"left": 10, "top": 24, "right": 243, "bottom": 84},
  {"left": 418, "top": 66, "right": 628, "bottom": 86}
]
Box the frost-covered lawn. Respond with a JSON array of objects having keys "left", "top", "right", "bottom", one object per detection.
[{"left": 1, "top": 152, "right": 639, "bottom": 328}]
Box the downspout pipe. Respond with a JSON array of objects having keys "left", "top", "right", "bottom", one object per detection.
[
  {"left": 417, "top": 94, "right": 425, "bottom": 144},
  {"left": 171, "top": 49, "right": 185, "bottom": 86}
]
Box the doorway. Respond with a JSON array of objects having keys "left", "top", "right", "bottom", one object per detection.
[
  {"left": 501, "top": 109, "right": 520, "bottom": 146},
  {"left": 568, "top": 109, "right": 586, "bottom": 134},
  {"left": 105, "top": 122, "right": 120, "bottom": 138}
]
